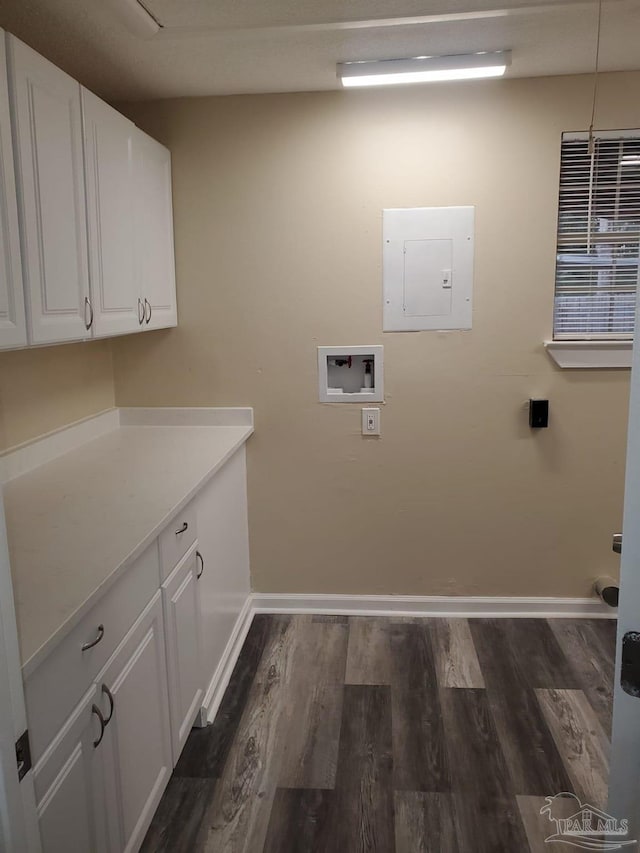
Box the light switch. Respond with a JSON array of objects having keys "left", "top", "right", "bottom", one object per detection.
[
  {"left": 362, "top": 407, "right": 381, "bottom": 436},
  {"left": 442, "top": 268, "right": 452, "bottom": 289}
]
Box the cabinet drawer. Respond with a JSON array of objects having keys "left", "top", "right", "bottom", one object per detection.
[
  {"left": 158, "top": 503, "right": 197, "bottom": 581},
  {"left": 25, "top": 542, "right": 159, "bottom": 763}
]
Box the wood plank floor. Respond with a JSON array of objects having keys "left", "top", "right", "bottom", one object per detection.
[{"left": 142, "top": 615, "right": 616, "bottom": 853}]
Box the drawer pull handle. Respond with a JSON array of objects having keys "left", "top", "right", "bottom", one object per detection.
[
  {"left": 137, "top": 298, "right": 144, "bottom": 325},
  {"left": 144, "top": 298, "right": 151, "bottom": 324},
  {"left": 196, "top": 550, "right": 204, "bottom": 580},
  {"left": 102, "top": 684, "right": 115, "bottom": 724},
  {"left": 175, "top": 522, "right": 188, "bottom": 535},
  {"left": 81, "top": 624, "right": 104, "bottom": 652},
  {"left": 92, "top": 704, "right": 106, "bottom": 748}
]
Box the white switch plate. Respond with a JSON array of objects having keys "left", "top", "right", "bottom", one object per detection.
[{"left": 362, "top": 407, "right": 381, "bottom": 436}]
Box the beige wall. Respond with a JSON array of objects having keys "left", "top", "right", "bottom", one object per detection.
[
  {"left": 109, "top": 73, "right": 637, "bottom": 597},
  {"left": 0, "top": 342, "right": 114, "bottom": 452}
]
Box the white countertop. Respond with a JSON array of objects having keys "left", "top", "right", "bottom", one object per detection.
[{"left": 2, "top": 414, "right": 253, "bottom": 674}]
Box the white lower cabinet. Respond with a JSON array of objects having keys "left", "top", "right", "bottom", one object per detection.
[
  {"left": 162, "top": 543, "right": 204, "bottom": 763},
  {"left": 97, "top": 592, "right": 172, "bottom": 853},
  {"left": 195, "top": 446, "right": 251, "bottom": 694},
  {"left": 33, "top": 686, "right": 109, "bottom": 853},
  {"left": 33, "top": 593, "right": 173, "bottom": 853},
  {"left": 29, "top": 447, "right": 251, "bottom": 852}
]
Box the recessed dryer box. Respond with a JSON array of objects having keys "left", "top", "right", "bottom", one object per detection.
[
  {"left": 317, "top": 345, "right": 383, "bottom": 403},
  {"left": 383, "top": 206, "right": 475, "bottom": 332}
]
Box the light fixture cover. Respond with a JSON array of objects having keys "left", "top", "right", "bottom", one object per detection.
[{"left": 337, "top": 51, "right": 511, "bottom": 87}]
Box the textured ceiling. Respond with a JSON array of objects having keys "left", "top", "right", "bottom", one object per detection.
[
  {"left": 145, "top": 0, "right": 585, "bottom": 29},
  {"left": 0, "top": 0, "right": 638, "bottom": 102}
]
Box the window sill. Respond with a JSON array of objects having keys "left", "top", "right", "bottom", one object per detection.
[{"left": 545, "top": 340, "right": 632, "bottom": 369}]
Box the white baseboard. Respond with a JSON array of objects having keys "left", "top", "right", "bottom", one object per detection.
[
  {"left": 200, "top": 590, "right": 614, "bottom": 729},
  {"left": 250, "top": 592, "right": 616, "bottom": 619},
  {"left": 201, "top": 596, "right": 256, "bottom": 724}
]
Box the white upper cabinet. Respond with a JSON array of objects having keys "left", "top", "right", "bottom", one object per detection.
[
  {"left": 0, "top": 33, "right": 26, "bottom": 350},
  {"left": 82, "top": 89, "right": 140, "bottom": 338},
  {"left": 2, "top": 33, "right": 178, "bottom": 350},
  {"left": 134, "top": 129, "right": 177, "bottom": 331},
  {"left": 7, "top": 35, "right": 91, "bottom": 345}
]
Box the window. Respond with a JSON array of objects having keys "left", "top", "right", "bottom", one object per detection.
[{"left": 553, "top": 131, "right": 640, "bottom": 341}]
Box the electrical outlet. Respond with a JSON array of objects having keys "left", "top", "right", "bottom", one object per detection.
[{"left": 361, "top": 407, "right": 381, "bottom": 436}]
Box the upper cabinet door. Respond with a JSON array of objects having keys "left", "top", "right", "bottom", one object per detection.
[
  {"left": 134, "top": 129, "right": 177, "bottom": 331},
  {"left": 7, "top": 36, "right": 90, "bottom": 345},
  {"left": 82, "top": 90, "right": 140, "bottom": 339},
  {"left": 0, "top": 34, "right": 26, "bottom": 350}
]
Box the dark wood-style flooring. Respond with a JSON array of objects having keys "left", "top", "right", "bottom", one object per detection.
[{"left": 142, "top": 614, "right": 616, "bottom": 852}]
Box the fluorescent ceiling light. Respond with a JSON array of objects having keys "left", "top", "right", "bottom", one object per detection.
[{"left": 337, "top": 51, "right": 511, "bottom": 88}]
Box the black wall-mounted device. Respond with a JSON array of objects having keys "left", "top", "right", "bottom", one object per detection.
[{"left": 529, "top": 399, "right": 549, "bottom": 429}]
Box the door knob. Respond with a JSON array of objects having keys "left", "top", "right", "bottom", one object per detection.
[{"left": 613, "top": 533, "right": 623, "bottom": 554}]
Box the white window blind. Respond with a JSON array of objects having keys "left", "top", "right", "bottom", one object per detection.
[{"left": 554, "top": 130, "right": 640, "bottom": 340}]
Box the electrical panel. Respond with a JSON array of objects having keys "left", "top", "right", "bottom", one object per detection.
[{"left": 383, "top": 206, "right": 475, "bottom": 332}]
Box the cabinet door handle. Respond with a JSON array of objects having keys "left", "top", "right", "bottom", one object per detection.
[
  {"left": 84, "top": 296, "right": 94, "bottom": 330},
  {"left": 196, "top": 550, "right": 204, "bottom": 579},
  {"left": 175, "top": 522, "right": 188, "bottom": 535},
  {"left": 137, "top": 298, "right": 144, "bottom": 325},
  {"left": 101, "top": 684, "right": 115, "bottom": 724},
  {"left": 81, "top": 624, "right": 104, "bottom": 652},
  {"left": 92, "top": 704, "right": 106, "bottom": 748},
  {"left": 144, "top": 298, "right": 151, "bottom": 325}
]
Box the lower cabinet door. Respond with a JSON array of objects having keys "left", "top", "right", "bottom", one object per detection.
[
  {"left": 96, "top": 592, "right": 172, "bottom": 853},
  {"left": 33, "top": 685, "right": 109, "bottom": 853},
  {"left": 162, "top": 543, "right": 204, "bottom": 763}
]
